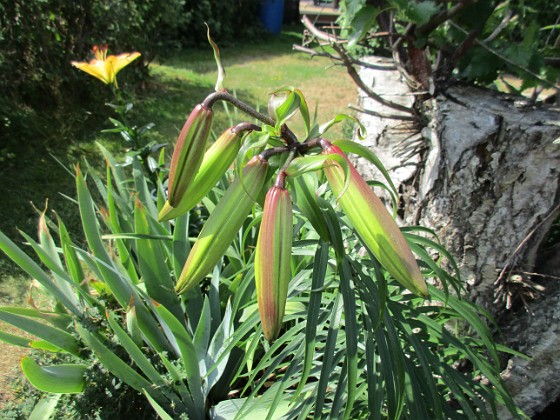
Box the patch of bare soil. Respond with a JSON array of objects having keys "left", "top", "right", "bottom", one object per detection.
[{"left": 0, "top": 323, "right": 31, "bottom": 409}]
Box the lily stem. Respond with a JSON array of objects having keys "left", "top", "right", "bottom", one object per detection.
[{"left": 203, "top": 91, "right": 275, "bottom": 126}]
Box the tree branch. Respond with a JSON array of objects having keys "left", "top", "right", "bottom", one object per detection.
[
  {"left": 332, "top": 42, "right": 414, "bottom": 114},
  {"left": 348, "top": 104, "right": 416, "bottom": 121},
  {"left": 302, "top": 14, "right": 415, "bottom": 115},
  {"left": 293, "top": 44, "right": 396, "bottom": 71},
  {"left": 301, "top": 15, "right": 339, "bottom": 44}
]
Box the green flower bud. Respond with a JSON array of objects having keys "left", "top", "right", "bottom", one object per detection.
[
  {"left": 175, "top": 155, "right": 269, "bottom": 294},
  {"left": 159, "top": 123, "right": 259, "bottom": 222},
  {"left": 322, "top": 140, "right": 428, "bottom": 298},
  {"left": 167, "top": 104, "right": 213, "bottom": 207},
  {"left": 255, "top": 184, "right": 293, "bottom": 342}
]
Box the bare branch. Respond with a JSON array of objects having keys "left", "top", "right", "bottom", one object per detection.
[
  {"left": 293, "top": 44, "right": 397, "bottom": 70},
  {"left": 483, "top": 9, "right": 514, "bottom": 43},
  {"left": 349, "top": 104, "right": 416, "bottom": 120},
  {"left": 392, "top": 23, "right": 414, "bottom": 52},
  {"left": 302, "top": 14, "right": 414, "bottom": 115},
  {"left": 332, "top": 42, "right": 414, "bottom": 114},
  {"left": 301, "top": 15, "right": 339, "bottom": 44}
]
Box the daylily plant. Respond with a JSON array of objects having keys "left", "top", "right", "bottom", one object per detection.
[
  {"left": 71, "top": 44, "right": 140, "bottom": 88},
  {"left": 71, "top": 44, "right": 162, "bottom": 184}
]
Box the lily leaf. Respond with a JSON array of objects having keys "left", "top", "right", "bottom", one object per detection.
[
  {"left": 0, "top": 309, "right": 80, "bottom": 356},
  {"left": 319, "top": 114, "right": 366, "bottom": 140},
  {"left": 274, "top": 89, "right": 301, "bottom": 127},
  {"left": 29, "top": 395, "right": 61, "bottom": 420},
  {"left": 207, "top": 24, "right": 226, "bottom": 92},
  {"left": 21, "top": 357, "right": 86, "bottom": 394},
  {"left": 333, "top": 139, "right": 399, "bottom": 202},
  {"left": 285, "top": 155, "right": 332, "bottom": 178}
]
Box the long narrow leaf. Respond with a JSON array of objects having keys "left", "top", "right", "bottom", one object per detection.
[
  {"left": 29, "top": 395, "right": 61, "bottom": 420},
  {"left": 294, "top": 242, "right": 329, "bottom": 399},
  {"left": 75, "top": 323, "right": 170, "bottom": 407},
  {"left": 0, "top": 309, "right": 80, "bottom": 356},
  {"left": 134, "top": 199, "right": 183, "bottom": 320},
  {"left": 152, "top": 302, "right": 206, "bottom": 418},
  {"left": 0, "top": 232, "right": 81, "bottom": 317},
  {"left": 339, "top": 257, "right": 358, "bottom": 419},
  {"left": 313, "top": 292, "right": 343, "bottom": 419},
  {"left": 21, "top": 357, "right": 86, "bottom": 394}
]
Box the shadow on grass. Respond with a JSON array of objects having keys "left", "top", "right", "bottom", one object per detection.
[{"left": 158, "top": 26, "right": 304, "bottom": 75}]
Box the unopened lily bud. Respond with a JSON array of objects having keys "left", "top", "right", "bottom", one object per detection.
[
  {"left": 167, "top": 104, "right": 213, "bottom": 207},
  {"left": 322, "top": 140, "right": 428, "bottom": 298},
  {"left": 175, "top": 155, "right": 269, "bottom": 294},
  {"left": 159, "top": 122, "right": 260, "bottom": 221},
  {"left": 255, "top": 182, "right": 293, "bottom": 342},
  {"left": 268, "top": 89, "right": 289, "bottom": 120}
]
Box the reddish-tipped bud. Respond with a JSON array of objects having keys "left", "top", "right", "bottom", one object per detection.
[
  {"left": 175, "top": 156, "right": 269, "bottom": 294},
  {"left": 159, "top": 123, "right": 259, "bottom": 222},
  {"left": 322, "top": 140, "right": 428, "bottom": 298},
  {"left": 255, "top": 183, "right": 293, "bottom": 342},
  {"left": 167, "top": 104, "right": 213, "bottom": 207}
]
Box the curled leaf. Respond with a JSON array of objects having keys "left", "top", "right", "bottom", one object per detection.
[
  {"left": 319, "top": 114, "right": 366, "bottom": 140},
  {"left": 206, "top": 24, "right": 226, "bottom": 92}
]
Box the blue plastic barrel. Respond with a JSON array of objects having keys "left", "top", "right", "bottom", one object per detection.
[{"left": 259, "top": 0, "right": 285, "bottom": 34}]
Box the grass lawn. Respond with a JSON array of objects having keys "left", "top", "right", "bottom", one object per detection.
[{"left": 0, "top": 25, "right": 356, "bottom": 406}]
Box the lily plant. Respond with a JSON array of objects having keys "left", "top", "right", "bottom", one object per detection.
[
  {"left": 73, "top": 44, "right": 163, "bottom": 183},
  {"left": 0, "top": 36, "right": 524, "bottom": 419}
]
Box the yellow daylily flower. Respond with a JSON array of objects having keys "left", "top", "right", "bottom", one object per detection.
[{"left": 71, "top": 44, "right": 141, "bottom": 88}]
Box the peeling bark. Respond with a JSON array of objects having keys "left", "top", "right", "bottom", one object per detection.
[{"left": 352, "top": 60, "right": 560, "bottom": 417}]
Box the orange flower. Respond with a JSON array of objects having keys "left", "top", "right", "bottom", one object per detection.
[{"left": 71, "top": 45, "right": 141, "bottom": 88}]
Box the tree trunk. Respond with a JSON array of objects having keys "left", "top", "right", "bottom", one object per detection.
[{"left": 353, "top": 59, "right": 560, "bottom": 417}]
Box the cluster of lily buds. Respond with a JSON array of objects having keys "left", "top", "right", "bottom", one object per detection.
[
  {"left": 164, "top": 91, "right": 428, "bottom": 342},
  {"left": 321, "top": 139, "right": 428, "bottom": 298}
]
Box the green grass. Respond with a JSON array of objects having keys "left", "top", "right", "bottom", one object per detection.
[{"left": 0, "top": 25, "right": 356, "bottom": 302}]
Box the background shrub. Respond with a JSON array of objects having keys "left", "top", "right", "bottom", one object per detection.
[{"left": 0, "top": 0, "right": 262, "bottom": 112}]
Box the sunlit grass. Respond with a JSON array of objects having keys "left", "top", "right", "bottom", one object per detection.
[{"left": 0, "top": 25, "right": 356, "bottom": 302}]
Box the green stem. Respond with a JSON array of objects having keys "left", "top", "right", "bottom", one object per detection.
[
  {"left": 275, "top": 149, "right": 297, "bottom": 189},
  {"left": 202, "top": 91, "right": 275, "bottom": 126}
]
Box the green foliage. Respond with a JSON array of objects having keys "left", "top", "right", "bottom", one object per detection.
[
  {"left": 0, "top": 30, "right": 523, "bottom": 417},
  {"left": 0, "top": 83, "right": 522, "bottom": 418},
  {"left": 1, "top": 350, "right": 158, "bottom": 419},
  {"left": 339, "top": 0, "right": 560, "bottom": 90},
  {"left": 0, "top": 0, "right": 263, "bottom": 113}
]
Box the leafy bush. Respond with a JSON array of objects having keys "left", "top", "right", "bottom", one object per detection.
[
  {"left": 0, "top": 45, "right": 524, "bottom": 417},
  {"left": 0, "top": 0, "right": 262, "bottom": 111},
  {"left": 330, "top": 0, "right": 559, "bottom": 94}
]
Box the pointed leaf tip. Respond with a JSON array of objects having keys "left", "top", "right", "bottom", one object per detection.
[{"left": 206, "top": 23, "right": 226, "bottom": 92}]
